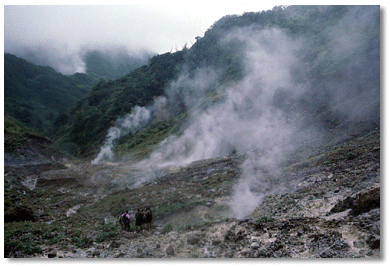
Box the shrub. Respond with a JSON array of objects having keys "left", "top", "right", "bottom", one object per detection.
[
  {"left": 177, "top": 224, "right": 193, "bottom": 232},
  {"left": 256, "top": 216, "right": 274, "bottom": 223},
  {"left": 347, "top": 152, "right": 356, "bottom": 160},
  {"left": 96, "top": 222, "right": 118, "bottom": 242},
  {"left": 71, "top": 235, "right": 93, "bottom": 248},
  {"left": 161, "top": 224, "right": 173, "bottom": 234}
]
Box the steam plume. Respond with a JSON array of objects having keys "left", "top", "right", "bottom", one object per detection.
[
  {"left": 91, "top": 106, "right": 151, "bottom": 164},
  {"left": 93, "top": 6, "right": 379, "bottom": 219},
  {"left": 92, "top": 96, "right": 168, "bottom": 164},
  {"left": 136, "top": 27, "right": 312, "bottom": 218}
]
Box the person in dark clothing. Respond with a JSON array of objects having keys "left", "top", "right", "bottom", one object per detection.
[{"left": 119, "top": 210, "right": 131, "bottom": 231}]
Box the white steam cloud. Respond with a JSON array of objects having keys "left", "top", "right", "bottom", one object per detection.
[
  {"left": 92, "top": 96, "right": 168, "bottom": 164},
  {"left": 92, "top": 7, "right": 379, "bottom": 219},
  {"left": 135, "top": 27, "right": 313, "bottom": 218},
  {"left": 92, "top": 106, "right": 151, "bottom": 164}
]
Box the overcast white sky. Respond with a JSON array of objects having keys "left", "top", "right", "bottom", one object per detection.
[{"left": 3, "top": 3, "right": 279, "bottom": 73}]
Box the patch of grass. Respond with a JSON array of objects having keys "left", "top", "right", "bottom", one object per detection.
[
  {"left": 68, "top": 229, "right": 93, "bottom": 248},
  {"left": 176, "top": 224, "right": 194, "bottom": 232},
  {"left": 71, "top": 235, "right": 93, "bottom": 248},
  {"left": 4, "top": 221, "right": 65, "bottom": 257},
  {"left": 346, "top": 152, "right": 356, "bottom": 160},
  {"left": 96, "top": 223, "right": 119, "bottom": 242},
  {"left": 154, "top": 200, "right": 207, "bottom": 218},
  {"left": 256, "top": 216, "right": 274, "bottom": 223},
  {"left": 161, "top": 224, "right": 173, "bottom": 234},
  {"left": 46, "top": 234, "right": 65, "bottom": 245},
  {"left": 4, "top": 114, "right": 38, "bottom": 153},
  {"left": 176, "top": 220, "right": 214, "bottom": 232},
  {"left": 114, "top": 115, "right": 187, "bottom": 159}
]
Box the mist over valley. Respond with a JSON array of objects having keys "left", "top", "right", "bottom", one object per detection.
[{"left": 4, "top": 6, "right": 381, "bottom": 258}]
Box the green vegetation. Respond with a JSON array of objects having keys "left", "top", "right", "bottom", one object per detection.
[
  {"left": 114, "top": 114, "right": 187, "bottom": 159},
  {"left": 49, "top": 6, "right": 379, "bottom": 159},
  {"left": 3, "top": 6, "right": 380, "bottom": 257},
  {"left": 154, "top": 200, "right": 207, "bottom": 218},
  {"left": 256, "top": 216, "right": 274, "bottom": 223},
  {"left": 4, "top": 221, "right": 64, "bottom": 255},
  {"left": 161, "top": 224, "right": 174, "bottom": 234},
  {"left": 52, "top": 50, "right": 187, "bottom": 156},
  {"left": 4, "top": 114, "right": 67, "bottom": 162},
  {"left": 4, "top": 54, "right": 95, "bottom": 135},
  {"left": 88, "top": 222, "right": 119, "bottom": 243},
  {"left": 4, "top": 114, "right": 39, "bottom": 152},
  {"left": 4, "top": 7, "right": 379, "bottom": 159},
  {"left": 83, "top": 49, "right": 151, "bottom": 82},
  {"left": 70, "top": 230, "right": 93, "bottom": 248}
]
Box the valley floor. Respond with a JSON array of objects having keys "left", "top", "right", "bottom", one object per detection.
[{"left": 4, "top": 130, "right": 380, "bottom": 258}]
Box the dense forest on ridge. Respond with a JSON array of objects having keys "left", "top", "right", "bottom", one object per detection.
[
  {"left": 3, "top": 6, "right": 381, "bottom": 259},
  {"left": 5, "top": 6, "right": 380, "bottom": 159},
  {"left": 4, "top": 50, "right": 149, "bottom": 137}
]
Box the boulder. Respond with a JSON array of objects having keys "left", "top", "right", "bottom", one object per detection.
[
  {"left": 92, "top": 250, "right": 101, "bottom": 258},
  {"left": 187, "top": 234, "right": 200, "bottom": 245},
  {"left": 241, "top": 248, "right": 251, "bottom": 256},
  {"left": 329, "top": 185, "right": 380, "bottom": 215},
  {"left": 4, "top": 206, "right": 35, "bottom": 222},
  {"left": 47, "top": 250, "right": 57, "bottom": 258},
  {"left": 351, "top": 185, "right": 380, "bottom": 215},
  {"left": 108, "top": 241, "right": 121, "bottom": 250},
  {"left": 367, "top": 235, "right": 380, "bottom": 249},
  {"left": 166, "top": 245, "right": 175, "bottom": 256},
  {"left": 250, "top": 242, "right": 260, "bottom": 250}
]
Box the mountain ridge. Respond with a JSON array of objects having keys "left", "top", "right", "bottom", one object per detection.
[
  {"left": 4, "top": 50, "right": 150, "bottom": 137},
  {"left": 3, "top": 5, "right": 381, "bottom": 258},
  {"left": 49, "top": 5, "right": 380, "bottom": 160}
]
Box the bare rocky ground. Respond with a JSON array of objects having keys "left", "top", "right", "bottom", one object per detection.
[{"left": 4, "top": 129, "right": 380, "bottom": 258}]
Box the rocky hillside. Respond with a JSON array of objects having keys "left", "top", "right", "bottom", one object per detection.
[
  {"left": 4, "top": 128, "right": 380, "bottom": 258},
  {"left": 4, "top": 5, "right": 380, "bottom": 259},
  {"left": 4, "top": 114, "right": 68, "bottom": 166}
]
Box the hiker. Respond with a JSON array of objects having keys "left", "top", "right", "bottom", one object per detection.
[
  {"left": 119, "top": 210, "right": 131, "bottom": 231},
  {"left": 135, "top": 207, "right": 153, "bottom": 231},
  {"left": 143, "top": 207, "right": 153, "bottom": 230},
  {"left": 135, "top": 208, "right": 144, "bottom": 232}
]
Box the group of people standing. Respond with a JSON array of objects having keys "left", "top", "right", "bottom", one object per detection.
[{"left": 119, "top": 207, "right": 153, "bottom": 231}]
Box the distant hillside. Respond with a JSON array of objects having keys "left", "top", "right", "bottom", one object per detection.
[
  {"left": 4, "top": 114, "right": 67, "bottom": 165},
  {"left": 4, "top": 53, "right": 95, "bottom": 135},
  {"left": 4, "top": 50, "right": 150, "bottom": 137},
  {"left": 83, "top": 49, "right": 152, "bottom": 82},
  {"left": 52, "top": 50, "right": 186, "bottom": 156},
  {"left": 52, "top": 6, "right": 380, "bottom": 158}
]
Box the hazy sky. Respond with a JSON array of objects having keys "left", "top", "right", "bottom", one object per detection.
[{"left": 4, "top": 3, "right": 277, "bottom": 73}]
